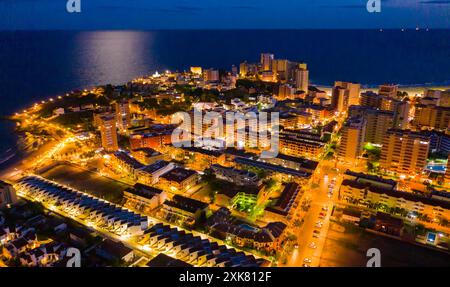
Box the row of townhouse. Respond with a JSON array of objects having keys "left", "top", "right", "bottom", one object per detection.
[
  {"left": 141, "top": 223, "right": 268, "bottom": 267},
  {"left": 15, "top": 176, "right": 148, "bottom": 236}
]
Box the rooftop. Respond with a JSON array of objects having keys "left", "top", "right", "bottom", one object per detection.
[
  {"left": 124, "top": 183, "right": 164, "bottom": 200},
  {"left": 160, "top": 167, "right": 197, "bottom": 183},
  {"left": 164, "top": 194, "right": 209, "bottom": 214}
]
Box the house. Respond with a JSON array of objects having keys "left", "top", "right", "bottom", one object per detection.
[
  {"left": 265, "top": 182, "right": 300, "bottom": 222},
  {"left": 374, "top": 212, "right": 404, "bottom": 237},
  {"left": 211, "top": 164, "right": 261, "bottom": 186},
  {"left": 159, "top": 167, "right": 199, "bottom": 192},
  {"left": 160, "top": 195, "right": 209, "bottom": 226},
  {"left": 135, "top": 160, "right": 174, "bottom": 185},
  {"left": 3, "top": 237, "right": 29, "bottom": 258},
  {"left": 123, "top": 183, "right": 167, "bottom": 213},
  {"left": 131, "top": 148, "right": 164, "bottom": 165}
]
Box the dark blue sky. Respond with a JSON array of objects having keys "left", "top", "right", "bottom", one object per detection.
[{"left": 0, "top": 0, "right": 449, "bottom": 29}]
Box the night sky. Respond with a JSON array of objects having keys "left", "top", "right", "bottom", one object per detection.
[{"left": 0, "top": 0, "right": 449, "bottom": 29}]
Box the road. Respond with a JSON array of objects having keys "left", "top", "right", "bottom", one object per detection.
[{"left": 282, "top": 160, "right": 341, "bottom": 267}]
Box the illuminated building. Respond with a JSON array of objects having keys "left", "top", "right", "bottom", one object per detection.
[
  {"left": 131, "top": 148, "right": 164, "bottom": 165},
  {"left": 331, "top": 81, "right": 361, "bottom": 112},
  {"left": 413, "top": 104, "right": 450, "bottom": 131},
  {"left": 115, "top": 99, "right": 131, "bottom": 133},
  {"left": 207, "top": 208, "right": 287, "bottom": 253},
  {"left": 339, "top": 176, "right": 450, "bottom": 223},
  {"left": 380, "top": 129, "right": 430, "bottom": 175},
  {"left": 360, "top": 91, "right": 382, "bottom": 108},
  {"left": 136, "top": 160, "right": 175, "bottom": 186},
  {"left": 261, "top": 153, "right": 318, "bottom": 174},
  {"left": 338, "top": 116, "right": 366, "bottom": 160},
  {"left": 0, "top": 181, "right": 18, "bottom": 208},
  {"left": 239, "top": 61, "right": 248, "bottom": 77},
  {"left": 190, "top": 66, "right": 203, "bottom": 75},
  {"left": 204, "top": 68, "right": 219, "bottom": 82},
  {"left": 160, "top": 194, "right": 208, "bottom": 226},
  {"left": 349, "top": 106, "right": 394, "bottom": 145},
  {"left": 277, "top": 84, "right": 295, "bottom": 100},
  {"left": 265, "top": 182, "right": 300, "bottom": 222},
  {"left": 279, "top": 130, "right": 326, "bottom": 159},
  {"left": 211, "top": 164, "right": 261, "bottom": 186},
  {"left": 259, "top": 70, "right": 276, "bottom": 82},
  {"left": 159, "top": 167, "right": 199, "bottom": 192},
  {"left": 272, "top": 59, "right": 289, "bottom": 81},
  {"left": 16, "top": 176, "right": 148, "bottom": 236},
  {"left": 129, "top": 131, "right": 173, "bottom": 150},
  {"left": 294, "top": 68, "right": 309, "bottom": 93},
  {"left": 378, "top": 84, "right": 399, "bottom": 99},
  {"left": 260, "top": 53, "right": 274, "bottom": 71},
  {"left": 123, "top": 183, "right": 167, "bottom": 213},
  {"left": 180, "top": 147, "right": 227, "bottom": 171},
  {"left": 99, "top": 114, "right": 119, "bottom": 152}
]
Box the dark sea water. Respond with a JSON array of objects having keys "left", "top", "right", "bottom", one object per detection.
[{"left": 0, "top": 29, "right": 450, "bottom": 163}]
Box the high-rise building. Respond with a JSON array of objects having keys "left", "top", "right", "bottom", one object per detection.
[
  {"left": 380, "top": 129, "right": 430, "bottom": 175},
  {"left": 393, "top": 99, "right": 410, "bottom": 129},
  {"left": 272, "top": 59, "right": 289, "bottom": 81},
  {"left": 204, "top": 69, "right": 219, "bottom": 82},
  {"left": 100, "top": 114, "right": 119, "bottom": 152},
  {"left": 439, "top": 90, "right": 450, "bottom": 107},
  {"left": 338, "top": 117, "right": 366, "bottom": 161},
  {"left": 239, "top": 62, "right": 248, "bottom": 77},
  {"left": 190, "top": 67, "right": 203, "bottom": 75},
  {"left": 379, "top": 97, "right": 410, "bottom": 129},
  {"left": 294, "top": 68, "right": 309, "bottom": 93},
  {"left": 360, "top": 91, "right": 382, "bottom": 108},
  {"left": 260, "top": 53, "right": 274, "bottom": 71},
  {"left": 349, "top": 106, "right": 394, "bottom": 145},
  {"left": 115, "top": 100, "right": 131, "bottom": 132},
  {"left": 378, "top": 84, "right": 399, "bottom": 99},
  {"left": 277, "top": 84, "right": 295, "bottom": 100},
  {"left": 0, "top": 180, "right": 18, "bottom": 208},
  {"left": 332, "top": 81, "right": 361, "bottom": 112},
  {"left": 331, "top": 86, "right": 347, "bottom": 113},
  {"left": 413, "top": 104, "right": 450, "bottom": 131}
]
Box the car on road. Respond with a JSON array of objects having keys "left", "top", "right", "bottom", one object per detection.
[
  {"left": 302, "top": 264, "right": 310, "bottom": 267},
  {"left": 309, "top": 242, "right": 317, "bottom": 249},
  {"left": 303, "top": 258, "right": 312, "bottom": 264},
  {"left": 322, "top": 206, "right": 329, "bottom": 211},
  {"left": 294, "top": 244, "right": 299, "bottom": 249}
]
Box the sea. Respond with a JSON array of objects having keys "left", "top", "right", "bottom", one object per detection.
[{"left": 1, "top": 29, "right": 450, "bottom": 167}]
